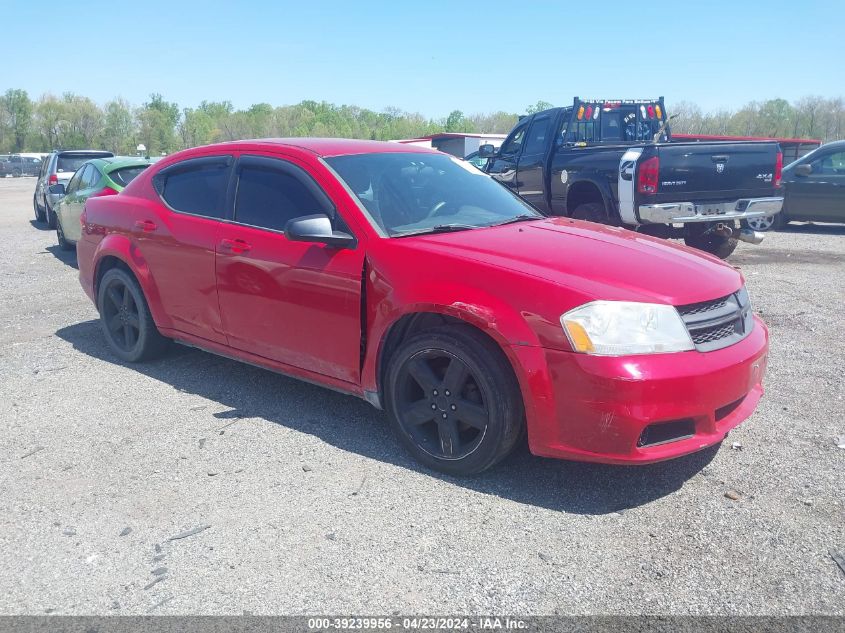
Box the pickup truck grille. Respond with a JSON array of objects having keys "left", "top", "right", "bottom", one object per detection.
[{"left": 676, "top": 287, "right": 753, "bottom": 352}]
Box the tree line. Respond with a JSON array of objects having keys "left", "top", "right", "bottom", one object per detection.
[{"left": 0, "top": 89, "right": 842, "bottom": 155}]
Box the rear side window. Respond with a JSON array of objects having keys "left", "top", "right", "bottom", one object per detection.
[
  {"left": 234, "top": 157, "right": 330, "bottom": 232},
  {"left": 154, "top": 156, "right": 232, "bottom": 218},
  {"left": 109, "top": 165, "right": 149, "bottom": 187}
]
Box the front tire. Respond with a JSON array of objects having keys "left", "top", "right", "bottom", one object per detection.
[
  {"left": 385, "top": 325, "right": 523, "bottom": 475},
  {"left": 56, "top": 217, "right": 73, "bottom": 251},
  {"left": 97, "top": 268, "right": 169, "bottom": 362}
]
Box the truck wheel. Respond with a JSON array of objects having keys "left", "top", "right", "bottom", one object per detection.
[
  {"left": 742, "top": 214, "right": 783, "bottom": 231},
  {"left": 385, "top": 325, "right": 524, "bottom": 476},
  {"left": 571, "top": 202, "right": 610, "bottom": 224},
  {"left": 684, "top": 233, "right": 739, "bottom": 259}
]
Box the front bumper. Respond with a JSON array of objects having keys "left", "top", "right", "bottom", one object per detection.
[
  {"left": 514, "top": 316, "right": 769, "bottom": 464},
  {"left": 638, "top": 197, "right": 783, "bottom": 224}
]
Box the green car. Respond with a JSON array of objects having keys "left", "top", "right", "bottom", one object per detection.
[{"left": 51, "top": 157, "right": 154, "bottom": 251}]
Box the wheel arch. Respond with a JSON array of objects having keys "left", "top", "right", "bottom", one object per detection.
[
  {"left": 92, "top": 236, "right": 169, "bottom": 328},
  {"left": 369, "top": 305, "right": 535, "bottom": 418},
  {"left": 565, "top": 178, "right": 612, "bottom": 218}
]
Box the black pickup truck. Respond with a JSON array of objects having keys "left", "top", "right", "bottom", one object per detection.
[{"left": 481, "top": 98, "right": 784, "bottom": 258}]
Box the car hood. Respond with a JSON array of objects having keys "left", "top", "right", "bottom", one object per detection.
[{"left": 398, "top": 217, "right": 743, "bottom": 305}]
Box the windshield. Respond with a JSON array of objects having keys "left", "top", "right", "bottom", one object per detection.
[{"left": 325, "top": 152, "right": 542, "bottom": 236}]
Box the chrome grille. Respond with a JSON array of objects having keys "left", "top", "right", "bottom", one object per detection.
[{"left": 676, "top": 287, "right": 753, "bottom": 352}]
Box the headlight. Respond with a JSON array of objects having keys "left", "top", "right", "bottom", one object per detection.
[{"left": 561, "top": 301, "right": 694, "bottom": 356}]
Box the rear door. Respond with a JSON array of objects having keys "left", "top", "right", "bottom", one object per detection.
[
  {"left": 487, "top": 119, "right": 528, "bottom": 190},
  {"left": 515, "top": 113, "right": 553, "bottom": 211},
  {"left": 142, "top": 155, "right": 233, "bottom": 344},
  {"left": 215, "top": 154, "right": 364, "bottom": 383},
  {"left": 653, "top": 142, "right": 779, "bottom": 202},
  {"left": 788, "top": 149, "right": 845, "bottom": 222}
]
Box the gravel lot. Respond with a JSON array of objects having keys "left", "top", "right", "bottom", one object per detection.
[{"left": 0, "top": 176, "right": 842, "bottom": 615}]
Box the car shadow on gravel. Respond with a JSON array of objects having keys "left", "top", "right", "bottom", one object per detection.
[
  {"left": 56, "top": 319, "right": 718, "bottom": 515},
  {"left": 45, "top": 244, "right": 78, "bottom": 269},
  {"left": 29, "top": 220, "right": 52, "bottom": 231}
]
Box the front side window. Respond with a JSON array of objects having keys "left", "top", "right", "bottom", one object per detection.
[
  {"left": 326, "top": 152, "right": 542, "bottom": 236},
  {"left": 499, "top": 123, "right": 528, "bottom": 156},
  {"left": 811, "top": 151, "right": 845, "bottom": 174},
  {"left": 65, "top": 168, "right": 85, "bottom": 195},
  {"left": 234, "top": 161, "right": 327, "bottom": 232},
  {"left": 156, "top": 157, "right": 232, "bottom": 218},
  {"left": 83, "top": 165, "right": 101, "bottom": 189}
]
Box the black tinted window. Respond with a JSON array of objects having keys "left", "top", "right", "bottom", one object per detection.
[
  {"left": 235, "top": 164, "right": 326, "bottom": 231},
  {"left": 524, "top": 116, "right": 550, "bottom": 154},
  {"left": 161, "top": 160, "right": 230, "bottom": 218},
  {"left": 500, "top": 123, "right": 527, "bottom": 156},
  {"left": 110, "top": 165, "right": 149, "bottom": 187}
]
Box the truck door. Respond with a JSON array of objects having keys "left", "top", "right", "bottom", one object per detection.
[
  {"left": 788, "top": 149, "right": 845, "bottom": 223},
  {"left": 487, "top": 119, "right": 528, "bottom": 191},
  {"left": 515, "top": 113, "right": 553, "bottom": 211}
]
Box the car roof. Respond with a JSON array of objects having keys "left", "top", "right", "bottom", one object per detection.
[
  {"left": 97, "top": 156, "right": 153, "bottom": 170},
  {"left": 55, "top": 150, "right": 114, "bottom": 157},
  {"left": 214, "top": 138, "right": 440, "bottom": 158}
]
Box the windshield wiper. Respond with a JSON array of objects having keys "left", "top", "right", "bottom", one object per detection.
[
  {"left": 488, "top": 214, "right": 542, "bottom": 227},
  {"left": 392, "top": 223, "right": 479, "bottom": 238}
]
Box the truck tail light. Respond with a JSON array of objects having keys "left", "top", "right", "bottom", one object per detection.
[
  {"left": 638, "top": 156, "right": 660, "bottom": 194},
  {"left": 49, "top": 174, "right": 58, "bottom": 185},
  {"left": 774, "top": 151, "right": 783, "bottom": 188},
  {"left": 91, "top": 186, "right": 119, "bottom": 198}
]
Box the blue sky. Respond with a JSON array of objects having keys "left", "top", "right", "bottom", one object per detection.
[{"left": 5, "top": 0, "right": 844, "bottom": 117}]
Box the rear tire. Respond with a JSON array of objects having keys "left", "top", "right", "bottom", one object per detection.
[
  {"left": 33, "top": 194, "right": 46, "bottom": 222},
  {"left": 45, "top": 201, "right": 57, "bottom": 229},
  {"left": 97, "top": 268, "right": 169, "bottom": 363},
  {"left": 385, "top": 325, "right": 523, "bottom": 475},
  {"left": 571, "top": 201, "right": 610, "bottom": 224},
  {"left": 684, "top": 232, "right": 739, "bottom": 259}
]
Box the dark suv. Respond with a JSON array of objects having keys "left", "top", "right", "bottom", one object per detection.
[{"left": 34, "top": 150, "right": 114, "bottom": 227}]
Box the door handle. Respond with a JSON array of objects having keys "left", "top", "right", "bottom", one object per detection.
[
  {"left": 220, "top": 238, "right": 252, "bottom": 254},
  {"left": 134, "top": 220, "right": 157, "bottom": 232}
]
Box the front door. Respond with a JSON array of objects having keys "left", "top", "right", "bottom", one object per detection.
[
  {"left": 215, "top": 154, "right": 364, "bottom": 384},
  {"left": 788, "top": 150, "right": 845, "bottom": 222},
  {"left": 487, "top": 119, "right": 528, "bottom": 192},
  {"left": 515, "top": 113, "right": 553, "bottom": 211}
]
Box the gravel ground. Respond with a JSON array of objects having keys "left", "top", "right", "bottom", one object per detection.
[{"left": 0, "top": 176, "right": 842, "bottom": 615}]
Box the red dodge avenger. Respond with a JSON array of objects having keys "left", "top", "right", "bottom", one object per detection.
[{"left": 77, "top": 139, "right": 769, "bottom": 475}]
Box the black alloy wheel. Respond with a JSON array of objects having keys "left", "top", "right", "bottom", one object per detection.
[
  {"left": 386, "top": 325, "right": 523, "bottom": 475},
  {"left": 395, "top": 349, "right": 488, "bottom": 461},
  {"left": 97, "top": 268, "right": 169, "bottom": 362}
]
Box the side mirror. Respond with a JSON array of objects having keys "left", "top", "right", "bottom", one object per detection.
[
  {"left": 48, "top": 183, "right": 66, "bottom": 196},
  {"left": 477, "top": 144, "right": 497, "bottom": 158},
  {"left": 794, "top": 163, "right": 812, "bottom": 177},
  {"left": 285, "top": 214, "right": 356, "bottom": 248}
]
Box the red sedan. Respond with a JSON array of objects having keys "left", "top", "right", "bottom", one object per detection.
[{"left": 77, "top": 139, "right": 769, "bottom": 475}]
